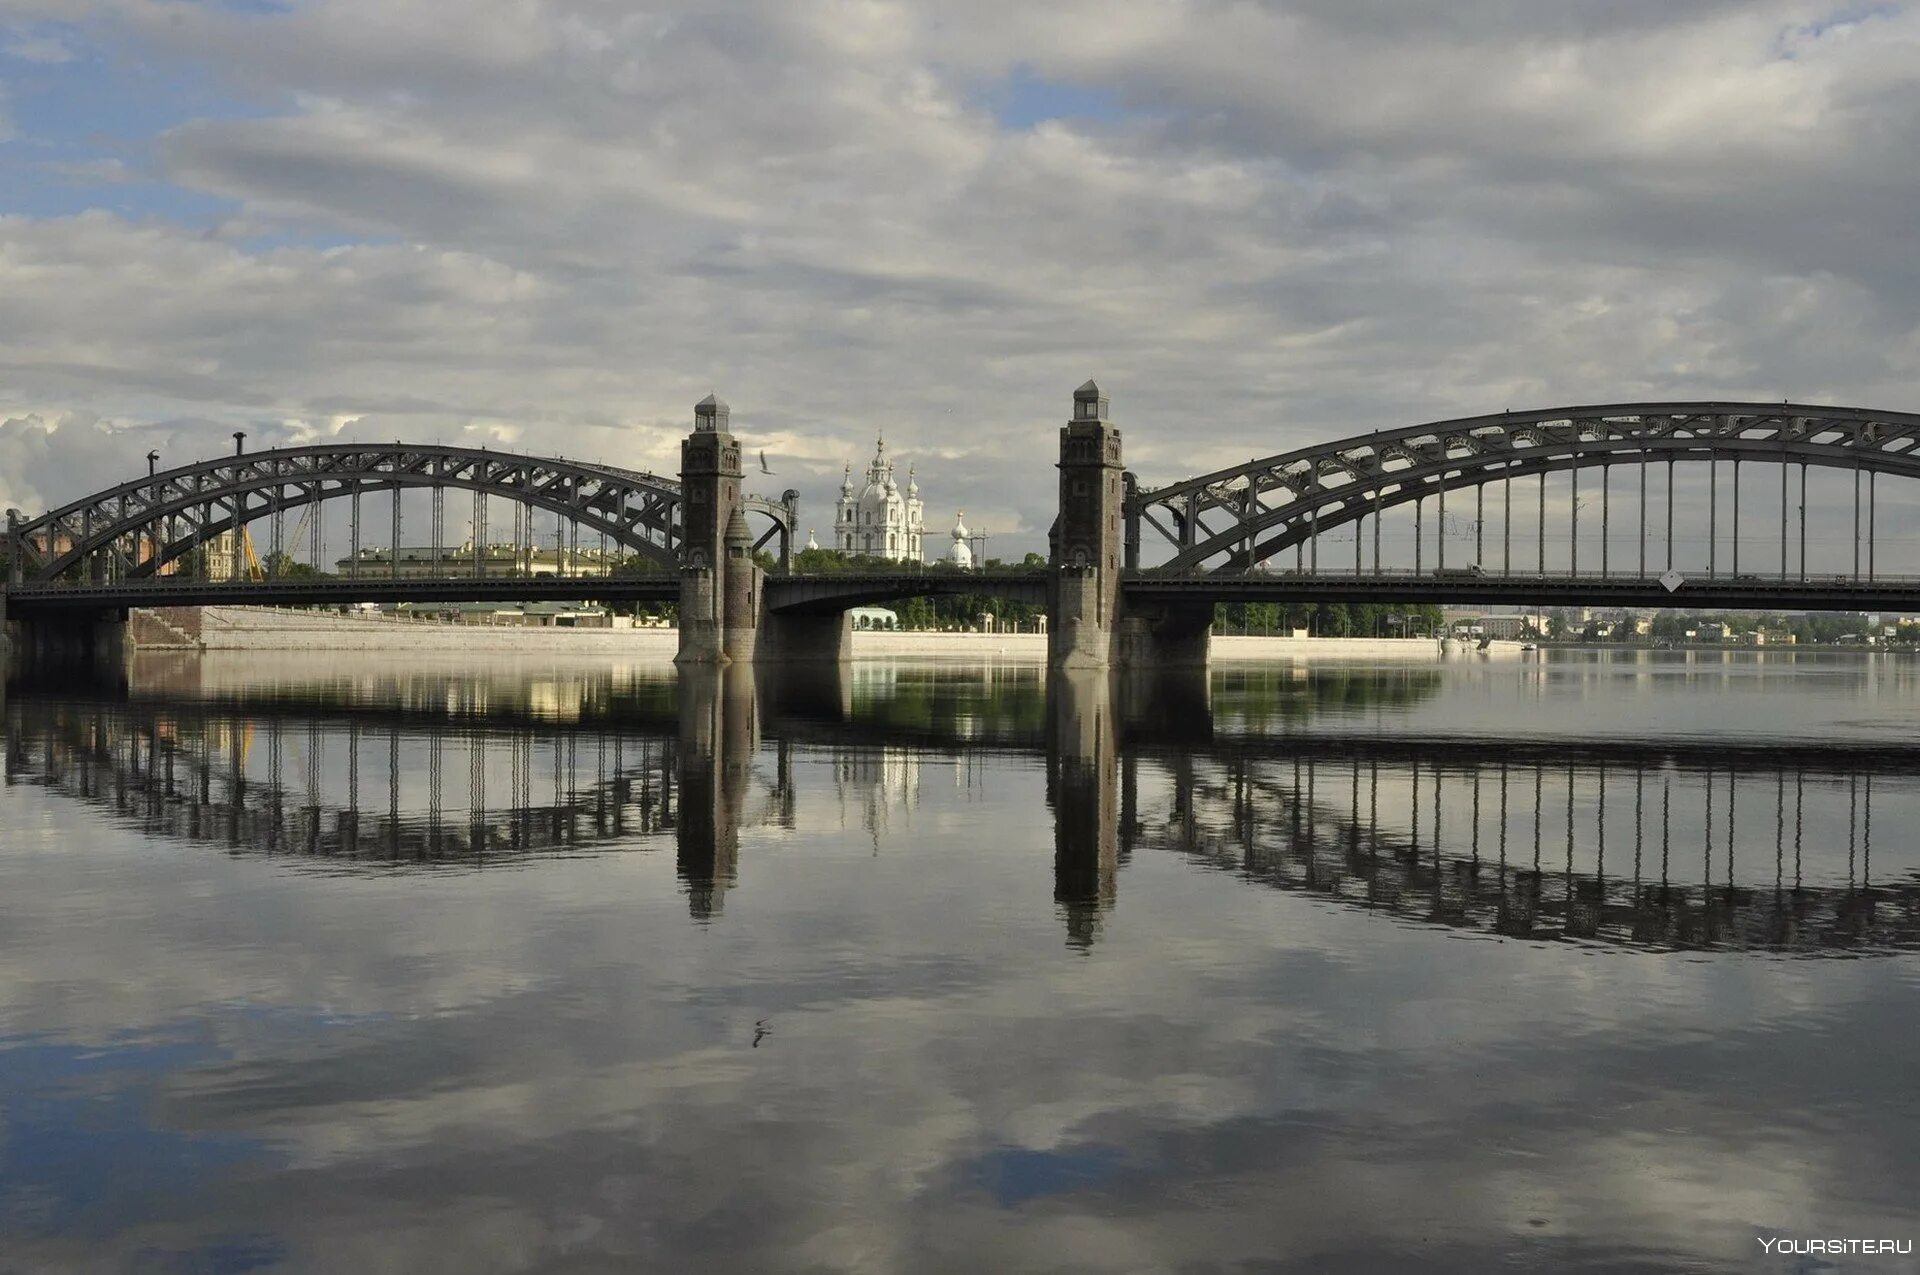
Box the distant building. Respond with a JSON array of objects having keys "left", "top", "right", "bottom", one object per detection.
[
  {"left": 1588, "top": 607, "right": 1652, "bottom": 636},
  {"left": 202, "top": 530, "right": 244, "bottom": 581},
  {"left": 945, "top": 512, "right": 975, "bottom": 569},
  {"left": 835, "top": 436, "right": 924, "bottom": 560},
  {"left": 1477, "top": 613, "right": 1547, "bottom": 639},
  {"left": 849, "top": 606, "right": 900, "bottom": 630},
  {"left": 336, "top": 543, "right": 617, "bottom": 578}
]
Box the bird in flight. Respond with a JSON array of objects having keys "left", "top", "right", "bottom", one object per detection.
[{"left": 759, "top": 450, "right": 775, "bottom": 475}]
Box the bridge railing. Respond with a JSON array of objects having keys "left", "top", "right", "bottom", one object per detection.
[
  {"left": 4, "top": 572, "right": 648, "bottom": 592},
  {"left": 1123, "top": 566, "right": 1916, "bottom": 585}
]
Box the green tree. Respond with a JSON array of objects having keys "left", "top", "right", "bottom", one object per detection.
[
  {"left": 262, "top": 552, "right": 322, "bottom": 580},
  {"left": 1650, "top": 611, "right": 1690, "bottom": 641}
]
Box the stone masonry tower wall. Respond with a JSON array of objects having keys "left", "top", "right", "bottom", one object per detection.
[
  {"left": 721, "top": 504, "right": 762, "bottom": 664},
  {"left": 1049, "top": 381, "right": 1124, "bottom": 670},
  {"left": 678, "top": 394, "right": 742, "bottom": 665}
]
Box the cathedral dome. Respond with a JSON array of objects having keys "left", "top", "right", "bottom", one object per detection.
[
  {"left": 946, "top": 512, "right": 974, "bottom": 569},
  {"left": 835, "top": 432, "right": 926, "bottom": 562}
]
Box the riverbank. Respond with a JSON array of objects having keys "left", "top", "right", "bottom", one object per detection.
[
  {"left": 131, "top": 607, "right": 1468, "bottom": 662},
  {"left": 133, "top": 605, "right": 684, "bottom": 655}
]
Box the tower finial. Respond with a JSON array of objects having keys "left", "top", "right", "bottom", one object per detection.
[
  {"left": 1072, "top": 379, "right": 1109, "bottom": 422},
  {"left": 694, "top": 393, "right": 730, "bottom": 432}
]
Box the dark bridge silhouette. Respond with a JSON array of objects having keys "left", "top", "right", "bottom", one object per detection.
[{"left": 9, "top": 389, "right": 1920, "bottom": 669}]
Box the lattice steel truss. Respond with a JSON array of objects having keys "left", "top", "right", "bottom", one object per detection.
[
  {"left": 1128, "top": 402, "right": 1920, "bottom": 573},
  {"left": 5, "top": 444, "right": 797, "bottom": 583}
]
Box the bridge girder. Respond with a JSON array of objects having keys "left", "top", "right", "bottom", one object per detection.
[
  {"left": 761, "top": 571, "right": 1049, "bottom": 614},
  {"left": 5, "top": 443, "right": 797, "bottom": 583},
  {"left": 1129, "top": 402, "right": 1920, "bottom": 572}
]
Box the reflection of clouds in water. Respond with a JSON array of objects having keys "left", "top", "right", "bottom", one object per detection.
[
  {"left": 5, "top": 656, "right": 1920, "bottom": 1270},
  {"left": 0, "top": 1030, "right": 280, "bottom": 1238},
  {"left": 4, "top": 776, "right": 1918, "bottom": 1271}
]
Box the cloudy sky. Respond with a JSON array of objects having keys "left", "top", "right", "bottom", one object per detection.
[{"left": 1, "top": 0, "right": 1918, "bottom": 555}]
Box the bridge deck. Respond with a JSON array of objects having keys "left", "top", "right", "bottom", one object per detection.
[
  {"left": 2, "top": 576, "right": 684, "bottom": 610},
  {"left": 7, "top": 568, "right": 1918, "bottom": 615},
  {"left": 1127, "top": 570, "right": 1920, "bottom": 614}
]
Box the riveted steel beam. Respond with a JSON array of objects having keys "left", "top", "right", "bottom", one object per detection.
[{"left": 1129, "top": 403, "right": 1920, "bottom": 572}]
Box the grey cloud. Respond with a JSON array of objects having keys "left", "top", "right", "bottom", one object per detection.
[{"left": 0, "top": 0, "right": 1917, "bottom": 552}]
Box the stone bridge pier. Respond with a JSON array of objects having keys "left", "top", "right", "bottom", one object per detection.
[
  {"left": 1049, "top": 381, "right": 1211, "bottom": 672},
  {"left": 676, "top": 394, "right": 758, "bottom": 665},
  {"left": 2, "top": 601, "right": 129, "bottom": 679},
  {"left": 676, "top": 395, "right": 852, "bottom": 667}
]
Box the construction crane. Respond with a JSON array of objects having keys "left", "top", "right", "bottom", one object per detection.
[
  {"left": 239, "top": 526, "right": 266, "bottom": 581},
  {"left": 235, "top": 501, "right": 319, "bottom": 581}
]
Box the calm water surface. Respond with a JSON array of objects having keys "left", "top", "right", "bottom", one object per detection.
[{"left": 3, "top": 649, "right": 1919, "bottom": 1273}]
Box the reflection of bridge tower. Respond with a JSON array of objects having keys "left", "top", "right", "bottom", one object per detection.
[
  {"left": 1047, "top": 670, "right": 1121, "bottom": 948},
  {"left": 676, "top": 664, "right": 758, "bottom": 919}
]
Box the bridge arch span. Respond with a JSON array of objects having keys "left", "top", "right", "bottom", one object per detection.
[
  {"left": 6, "top": 443, "right": 796, "bottom": 583},
  {"left": 1129, "top": 402, "right": 1920, "bottom": 573}
]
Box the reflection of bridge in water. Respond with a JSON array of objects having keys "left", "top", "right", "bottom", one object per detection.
[
  {"left": 1124, "top": 745, "right": 1910, "bottom": 956},
  {"left": 3, "top": 686, "right": 795, "bottom": 921},
  {"left": 10, "top": 703, "right": 681, "bottom": 859},
  {"left": 8, "top": 665, "right": 1918, "bottom": 953},
  {"left": 1049, "top": 675, "right": 1920, "bottom": 955}
]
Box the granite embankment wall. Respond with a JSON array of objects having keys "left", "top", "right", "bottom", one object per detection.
[
  {"left": 130, "top": 608, "right": 1466, "bottom": 661},
  {"left": 1213, "top": 635, "right": 1452, "bottom": 660},
  {"left": 133, "top": 607, "right": 682, "bottom": 655}
]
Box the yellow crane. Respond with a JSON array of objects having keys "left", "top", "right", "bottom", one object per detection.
[
  {"left": 239, "top": 525, "right": 266, "bottom": 581},
  {"left": 237, "top": 502, "right": 317, "bottom": 580}
]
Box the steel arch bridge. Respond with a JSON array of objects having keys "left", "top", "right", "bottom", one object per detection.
[
  {"left": 4, "top": 442, "right": 799, "bottom": 584},
  {"left": 1129, "top": 402, "right": 1920, "bottom": 574}
]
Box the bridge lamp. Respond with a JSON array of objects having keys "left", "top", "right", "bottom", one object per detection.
[{"left": 147, "top": 450, "right": 159, "bottom": 477}]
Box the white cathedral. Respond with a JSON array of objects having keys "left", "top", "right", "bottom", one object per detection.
[{"left": 831, "top": 435, "right": 975, "bottom": 566}]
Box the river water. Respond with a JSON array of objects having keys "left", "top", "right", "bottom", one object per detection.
[{"left": 3, "top": 650, "right": 1918, "bottom": 1272}]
